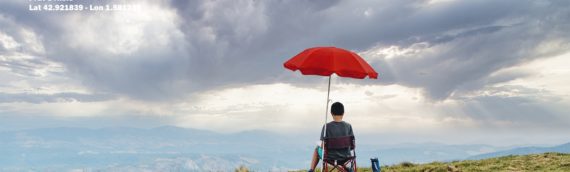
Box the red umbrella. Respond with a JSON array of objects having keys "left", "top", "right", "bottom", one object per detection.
[
  {"left": 284, "top": 47, "right": 378, "bottom": 79},
  {"left": 283, "top": 46, "right": 378, "bottom": 138}
]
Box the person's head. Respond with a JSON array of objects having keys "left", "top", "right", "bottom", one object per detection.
[{"left": 330, "top": 102, "right": 344, "bottom": 116}]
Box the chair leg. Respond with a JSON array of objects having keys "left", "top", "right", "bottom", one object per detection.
[
  {"left": 350, "top": 160, "right": 357, "bottom": 172},
  {"left": 343, "top": 163, "right": 352, "bottom": 172},
  {"left": 339, "top": 166, "right": 348, "bottom": 172},
  {"left": 324, "top": 161, "right": 358, "bottom": 172},
  {"left": 340, "top": 160, "right": 356, "bottom": 172},
  {"left": 352, "top": 160, "right": 357, "bottom": 172}
]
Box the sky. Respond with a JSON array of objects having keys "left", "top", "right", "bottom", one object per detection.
[{"left": 0, "top": 0, "right": 569, "bottom": 146}]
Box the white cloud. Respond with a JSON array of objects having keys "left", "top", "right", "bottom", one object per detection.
[
  {"left": 498, "top": 52, "right": 570, "bottom": 99},
  {"left": 0, "top": 31, "right": 20, "bottom": 50},
  {"left": 174, "top": 83, "right": 326, "bottom": 133},
  {"left": 427, "top": 0, "right": 457, "bottom": 5},
  {"left": 360, "top": 42, "right": 430, "bottom": 60},
  {"left": 0, "top": 101, "right": 109, "bottom": 117},
  {"left": 0, "top": 14, "right": 98, "bottom": 102},
  {"left": 167, "top": 81, "right": 475, "bottom": 135},
  {"left": 63, "top": 1, "right": 183, "bottom": 56}
]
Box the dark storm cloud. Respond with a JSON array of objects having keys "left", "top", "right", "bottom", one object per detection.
[
  {"left": 379, "top": 20, "right": 569, "bottom": 99},
  {"left": 168, "top": 0, "right": 344, "bottom": 89},
  {"left": 1, "top": 0, "right": 569, "bottom": 101},
  {"left": 2, "top": 0, "right": 340, "bottom": 100},
  {"left": 351, "top": 0, "right": 570, "bottom": 99},
  {"left": 320, "top": 0, "right": 527, "bottom": 49}
]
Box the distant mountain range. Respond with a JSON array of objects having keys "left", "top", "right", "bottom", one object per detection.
[
  {"left": 0, "top": 126, "right": 310, "bottom": 171},
  {"left": 468, "top": 142, "right": 570, "bottom": 160},
  {"left": 1, "top": 126, "right": 568, "bottom": 171}
]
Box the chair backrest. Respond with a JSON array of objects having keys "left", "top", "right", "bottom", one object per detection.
[{"left": 324, "top": 135, "right": 355, "bottom": 150}]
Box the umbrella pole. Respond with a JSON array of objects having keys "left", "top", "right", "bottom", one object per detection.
[
  {"left": 324, "top": 75, "right": 331, "bottom": 138},
  {"left": 322, "top": 75, "right": 331, "bottom": 171}
]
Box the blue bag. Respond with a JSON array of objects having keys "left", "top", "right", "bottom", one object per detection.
[{"left": 371, "top": 157, "right": 380, "bottom": 172}]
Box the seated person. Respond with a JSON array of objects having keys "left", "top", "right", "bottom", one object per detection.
[{"left": 308, "top": 102, "right": 354, "bottom": 172}]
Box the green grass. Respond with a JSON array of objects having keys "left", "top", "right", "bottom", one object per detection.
[{"left": 290, "top": 152, "right": 570, "bottom": 172}]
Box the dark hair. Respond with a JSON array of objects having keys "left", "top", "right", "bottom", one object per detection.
[{"left": 331, "top": 102, "right": 344, "bottom": 116}]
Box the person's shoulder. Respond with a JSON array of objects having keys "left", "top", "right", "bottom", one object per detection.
[{"left": 328, "top": 121, "right": 352, "bottom": 127}]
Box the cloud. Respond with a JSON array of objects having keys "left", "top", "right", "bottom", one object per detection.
[
  {"left": 3, "top": 0, "right": 567, "bottom": 102},
  {"left": 0, "top": 14, "right": 53, "bottom": 77},
  {"left": 0, "top": 12, "right": 104, "bottom": 105},
  {"left": 0, "top": 92, "right": 114, "bottom": 104},
  {"left": 1, "top": 0, "right": 570, "bottom": 145},
  {"left": 360, "top": 5, "right": 570, "bottom": 99},
  {"left": 461, "top": 95, "right": 560, "bottom": 126}
]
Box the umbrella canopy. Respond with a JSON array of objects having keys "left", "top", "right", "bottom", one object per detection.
[{"left": 284, "top": 46, "right": 378, "bottom": 79}]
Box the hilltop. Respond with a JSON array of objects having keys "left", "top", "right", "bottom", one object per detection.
[
  {"left": 293, "top": 152, "right": 570, "bottom": 172},
  {"left": 366, "top": 152, "right": 570, "bottom": 172}
]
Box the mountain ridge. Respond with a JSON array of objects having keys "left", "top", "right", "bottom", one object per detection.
[{"left": 468, "top": 141, "right": 570, "bottom": 160}]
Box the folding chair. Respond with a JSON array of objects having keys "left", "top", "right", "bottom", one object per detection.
[{"left": 322, "top": 136, "right": 357, "bottom": 172}]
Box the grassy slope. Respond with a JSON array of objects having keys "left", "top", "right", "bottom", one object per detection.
[
  {"left": 367, "top": 152, "right": 570, "bottom": 172},
  {"left": 292, "top": 152, "right": 570, "bottom": 172}
]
